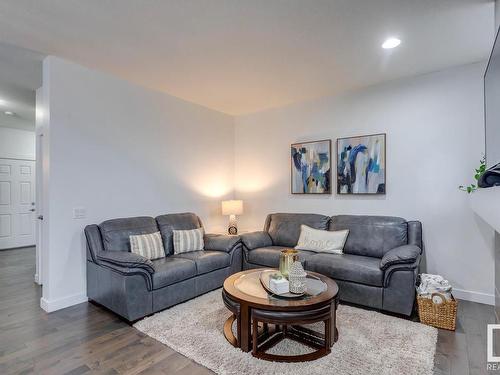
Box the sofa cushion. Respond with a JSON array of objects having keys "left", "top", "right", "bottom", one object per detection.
[
  {"left": 329, "top": 215, "right": 407, "bottom": 258},
  {"left": 247, "top": 246, "right": 316, "bottom": 268},
  {"left": 151, "top": 257, "right": 197, "bottom": 289},
  {"left": 173, "top": 251, "right": 230, "bottom": 275},
  {"left": 305, "top": 253, "right": 384, "bottom": 287},
  {"left": 173, "top": 228, "right": 204, "bottom": 254},
  {"left": 156, "top": 213, "right": 202, "bottom": 255},
  {"left": 130, "top": 231, "right": 165, "bottom": 260},
  {"left": 265, "top": 213, "right": 330, "bottom": 247},
  {"left": 99, "top": 216, "right": 159, "bottom": 252}
]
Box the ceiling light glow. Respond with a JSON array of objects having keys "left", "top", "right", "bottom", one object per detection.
[
  {"left": 382, "top": 38, "right": 401, "bottom": 49},
  {"left": 0, "top": 99, "right": 6, "bottom": 106},
  {"left": 4, "top": 111, "right": 14, "bottom": 116}
]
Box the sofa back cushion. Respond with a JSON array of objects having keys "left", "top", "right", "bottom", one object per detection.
[
  {"left": 156, "top": 212, "right": 203, "bottom": 255},
  {"left": 329, "top": 215, "right": 407, "bottom": 258},
  {"left": 264, "top": 213, "right": 330, "bottom": 247},
  {"left": 99, "top": 216, "right": 159, "bottom": 252}
]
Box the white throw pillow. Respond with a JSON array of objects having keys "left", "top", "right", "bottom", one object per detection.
[
  {"left": 295, "top": 225, "right": 349, "bottom": 254},
  {"left": 173, "top": 228, "right": 205, "bottom": 254},
  {"left": 129, "top": 231, "right": 166, "bottom": 260}
]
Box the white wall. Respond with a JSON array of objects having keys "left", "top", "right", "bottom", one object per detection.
[
  {"left": 0, "top": 127, "right": 35, "bottom": 160},
  {"left": 41, "top": 56, "right": 235, "bottom": 312},
  {"left": 234, "top": 62, "right": 495, "bottom": 304}
]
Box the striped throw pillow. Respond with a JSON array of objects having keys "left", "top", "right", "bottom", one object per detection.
[
  {"left": 173, "top": 228, "right": 204, "bottom": 254},
  {"left": 129, "top": 231, "right": 166, "bottom": 260}
]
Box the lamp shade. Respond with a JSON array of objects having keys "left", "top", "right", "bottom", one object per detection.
[{"left": 222, "top": 200, "right": 243, "bottom": 216}]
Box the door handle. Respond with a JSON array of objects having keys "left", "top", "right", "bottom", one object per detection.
[
  {"left": 37, "top": 215, "right": 43, "bottom": 220},
  {"left": 29, "top": 208, "right": 36, "bottom": 212}
]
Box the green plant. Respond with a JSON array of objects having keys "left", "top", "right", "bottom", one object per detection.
[{"left": 459, "top": 156, "right": 486, "bottom": 193}]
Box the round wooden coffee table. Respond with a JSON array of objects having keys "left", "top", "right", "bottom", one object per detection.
[{"left": 222, "top": 268, "right": 339, "bottom": 362}]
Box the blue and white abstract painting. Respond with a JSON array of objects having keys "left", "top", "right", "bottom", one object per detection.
[
  {"left": 291, "top": 140, "right": 331, "bottom": 194},
  {"left": 337, "top": 134, "right": 386, "bottom": 194}
]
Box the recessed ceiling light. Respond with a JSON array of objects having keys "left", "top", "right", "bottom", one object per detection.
[
  {"left": 0, "top": 99, "right": 6, "bottom": 106},
  {"left": 382, "top": 38, "right": 401, "bottom": 49},
  {"left": 4, "top": 111, "right": 14, "bottom": 116}
]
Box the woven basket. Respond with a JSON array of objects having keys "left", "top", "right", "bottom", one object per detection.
[{"left": 417, "top": 293, "right": 457, "bottom": 331}]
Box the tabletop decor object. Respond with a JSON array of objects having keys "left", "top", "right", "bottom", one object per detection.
[
  {"left": 278, "top": 249, "right": 299, "bottom": 278},
  {"left": 268, "top": 272, "right": 289, "bottom": 295},
  {"left": 288, "top": 260, "right": 307, "bottom": 294},
  {"left": 221, "top": 200, "right": 243, "bottom": 235}
]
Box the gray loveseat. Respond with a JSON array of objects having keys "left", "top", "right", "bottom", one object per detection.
[
  {"left": 85, "top": 212, "right": 241, "bottom": 321},
  {"left": 241, "top": 213, "right": 422, "bottom": 316}
]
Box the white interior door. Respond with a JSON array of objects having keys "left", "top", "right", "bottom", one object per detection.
[{"left": 0, "top": 158, "right": 36, "bottom": 249}]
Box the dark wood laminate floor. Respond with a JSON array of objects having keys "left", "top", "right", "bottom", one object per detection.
[{"left": 0, "top": 247, "right": 495, "bottom": 374}]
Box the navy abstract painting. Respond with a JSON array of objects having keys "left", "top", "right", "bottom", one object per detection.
[
  {"left": 337, "top": 134, "right": 386, "bottom": 194},
  {"left": 291, "top": 140, "right": 331, "bottom": 194}
]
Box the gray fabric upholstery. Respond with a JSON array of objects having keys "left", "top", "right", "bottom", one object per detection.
[
  {"left": 87, "top": 261, "right": 153, "bottom": 321},
  {"left": 151, "top": 257, "right": 197, "bottom": 289},
  {"left": 246, "top": 246, "right": 315, "bottom": 268},
  {"left": 204, "top": 234, "right": 240, "bottom": 253},
  {"left": 330, "top": 215, "right": 408, "bottom": 258},
  {"left": 382, "top": 267, "right": 419, "bottom": 316},
  {"left": 305, "top": 253, "right": 384, "bottom": 287},
  {"left": 243, "top": 213, "right": 423, "bottom": 316},
  {"left": 96, "top": 250, "right": 155, "bottom": 274},
  {"left": 173, "top": 250, "right": 231, "bottom": 275},
  {"left": 334, "top": 279, "right": 383, "bottom": 310},
  {"left": 156, "top": 213, "right": 202, "bottom": 255},
  {"left": 84, "top": 224, "right": 104, "bottom": 262},
  {"left": 240, "top": 231, "right": 272, "bottom": 250},
  {"left": 99, "top": 217, "right": 159, "bottom": 252},
  {"left": 85, "top": 212, "right": 243, "bottom": 321},
  {"left": 265, "top": 213, "right": 330, "bottom": 247},
  {"left": 408, "top": 221, "right": 423, "bottom": 249},
  {"left": 152, "top": 278, "right": 197, "bottom": 312},
  {"left": 380, "top": 244, "right": 421, "bottom": 271},
  {"left": 383, "top": 258, "right": 420, "bottom": 287}
]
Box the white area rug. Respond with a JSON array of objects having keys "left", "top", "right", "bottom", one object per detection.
[{"left": 134, "top": 289, "right": 437, "bottom": 375}]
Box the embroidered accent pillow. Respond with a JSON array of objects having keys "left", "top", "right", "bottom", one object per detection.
[
  {"left": 129, "top": 231, "right": 166, "bottom": 260},
  {"left": 295, "top": 225, "right": 349, "bottom": 254},
  {"left": 173, "top": 228, "right": 204, "bottom": 254}
]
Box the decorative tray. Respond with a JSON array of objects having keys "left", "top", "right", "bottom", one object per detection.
[{"left": 259, "top": 270, "right": 327, "bottom": 299}]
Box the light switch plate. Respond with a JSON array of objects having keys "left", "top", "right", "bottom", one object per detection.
[{"left": 73, "top": 207, "right": 86, "bottom": 219}]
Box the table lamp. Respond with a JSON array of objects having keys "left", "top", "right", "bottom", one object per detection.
[{"left": 222, "top": 200, "right": 243, "bottom": 235}]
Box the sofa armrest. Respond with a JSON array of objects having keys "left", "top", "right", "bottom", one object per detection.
[
  {"left": 85, "top": 224, "right": 104, "bottom": 262},
  {"left": 204, "top": 234, "right": 241, "bottom": 253},
  {"left": 96, "top": 250, "right": 155, "bottom": 274},
  {"left": 240, "top": 231, "right": 272, "bottom": 250},
  {"left": 380, "top": 245, "right": 421, "bottom": 271}
]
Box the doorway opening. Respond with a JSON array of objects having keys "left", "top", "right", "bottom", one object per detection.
[{"left": 0, "top": 43, "right": 44, "bottom": 286}]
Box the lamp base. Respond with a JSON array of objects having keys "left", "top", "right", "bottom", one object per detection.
[{"left": 228, "top": 214, "right": 238, "bottom": 235}]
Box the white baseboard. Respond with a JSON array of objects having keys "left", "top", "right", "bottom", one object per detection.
[
  {"left": 34, "top": 273, "right": 42, "bottom": 285},
  {"left": 40, "top": 293, "right": 88, "bottom": 312},
  {"left": 453, "top": 288, "right": 495, "bottom": 305}
]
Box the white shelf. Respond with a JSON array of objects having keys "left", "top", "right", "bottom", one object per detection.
[{"left": 469, "top": 186, "right": 500, "bottom": 232}]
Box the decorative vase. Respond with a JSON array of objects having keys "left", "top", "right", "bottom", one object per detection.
[
  {"left": 288, "top": 260, "right": 307, "bottom": 294},
  {"left": 279, "top": 249, "right": 299, "bottom": 278}
]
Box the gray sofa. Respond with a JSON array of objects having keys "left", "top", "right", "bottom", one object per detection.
[
  {"left": 241, "top": 213, "right": 422, "bottom": 316},
  {"left": 84, "top": 212, "right": 241, "bottom": 321}
]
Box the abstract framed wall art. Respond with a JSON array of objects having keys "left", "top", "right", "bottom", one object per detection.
[
  {"left": 337, "top": 133, "right": 386, "bottom": 194},
  {"left": 291, "top": 139, "right": 331, "bottom": 194}
]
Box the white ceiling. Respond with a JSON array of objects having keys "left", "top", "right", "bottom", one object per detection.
[
  {"left": 0, "top": 0, "right": 495, "bottom": 115},
  {"left": 0, "top": 43, "right": 43, "bottom": 130}
]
